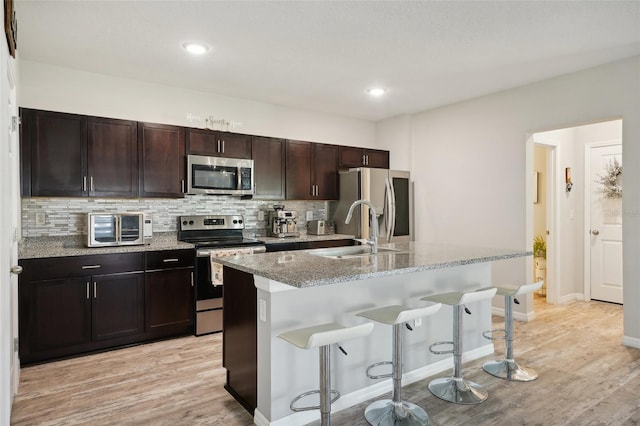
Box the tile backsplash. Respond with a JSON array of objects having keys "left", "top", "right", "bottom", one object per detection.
[{"left": 21, "top": 196, "right": 332, "bottom": 238}]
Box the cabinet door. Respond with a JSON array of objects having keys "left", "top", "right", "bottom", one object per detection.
[
  {"left": 187, "top": 128, "right": 252, "bottom": 158},
  {"left": 312, "top": 143, "right": 339, "bottom": 200},
  {"left": 88, "top": 117, "right": 138, "bottom": 197},
  {"left": 217, "top": 131, "right": 252, "bottom": 158},
  {"left": 25, "top": 278, "right": 91, "bottom": 356},
  {"left": 252, "top": 136, "right": 285, "bottom": 199},
  {"left": 145, "top": 268, "right": 194, "bottom": 334},
  {"left": 285, "top": 140, "right": 312, "bottom": 200},
  {"left": 23, "top": 109, "right": 88, "bottom": 196},
  {"left": 138, "top": 122, "right": 186, "bottom": 197},
  {"left": 338, "top": 146, "right": 365, "bottom": 168},
  {"left": 365, "top": 149, "right": 390, "bottom": 169},
  {"left": 92, "top": 272, "right": 145, "bottom": 341}
]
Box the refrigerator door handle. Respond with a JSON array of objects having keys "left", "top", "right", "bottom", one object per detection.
[
  {"left": 387, "top": 177, "right": 397, "bottom": 242},
  {"left": 384, "top": 178, "right": 394, "bottom": 242}
]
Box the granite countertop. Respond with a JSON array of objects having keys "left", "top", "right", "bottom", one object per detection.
[
  {"left": 214, "top": 242, "right": 532, "bottom": 288},
  {"left": 19, "top": 232, "right": 194, "bottom": 259}
]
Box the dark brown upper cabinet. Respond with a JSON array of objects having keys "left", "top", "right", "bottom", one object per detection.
[
  {"left": 285, "top": 140, "right": 339, "bottom": 200},
  {"left": 138, "top": 122, "right": 186, "bottom": 198},
  {"left": 21, "top": 109, "right": 138, "bottom": 197},
  {"left": 186, "top": 128, "right": 252, "bottom": 159},
  {"left": 252, "top": 136, "right": 285, "bottom": 200},
  {"left": 339, "top": 146, "right": 389, "bottom": 169}
]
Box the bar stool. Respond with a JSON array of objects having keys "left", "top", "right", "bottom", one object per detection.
[
  {"left": 421, "top": 288, "right": 497, "bottom": 404},
  {"left": 278, "top": 321, "right": 374, "bottom": 426},
  {"left": 482, "top": 280, "right": 543, "bottom": 381},
  {"left": 355, "top": 302, "right": 442, "bottom": 425}
]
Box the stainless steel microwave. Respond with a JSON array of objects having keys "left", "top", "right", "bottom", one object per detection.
[
  {"left": 87, "top": 212, "right": 151, "bottom": 247},
  {"left": 187, "top": 155, "right": 254, "bottom": 196}
]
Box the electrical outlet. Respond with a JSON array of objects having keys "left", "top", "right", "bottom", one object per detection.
[
  {"left": 259, "top": 299, "right": 267, "bottom": 322},
  {"left": 257, "top": 211, "right": 265, "bottom": 221},
  {"left": 306, "top": 211, "right": 313, "bottom": 221},
  {"left": 35, "top": 212, "right": 46, "bottom": 226},
  {"left": 414, "top": 317, "right": 422, "bottom": 327}
]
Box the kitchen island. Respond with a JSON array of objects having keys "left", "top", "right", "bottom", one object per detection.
[{"left": 216, "top": 242, "right": 530, "bottom": 426}]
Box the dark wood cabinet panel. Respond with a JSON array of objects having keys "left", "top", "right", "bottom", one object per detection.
[
  {"left": 88, "top": 117, "right": 138, "bottom": 197},
  {"left": 26, "top": 278, "right": 91, "bottom": 356},
  {"left": 285, "top": 140, "right": 339, "bottom": 200},
  {"left": 138, "top": 122, "right": 186, "bottom": 198},
  {"left": 146, "top": 268, "right": 194, "bottom": 332},
  {"left": 339, "top": 146, "right": 389, "bottom": 169},
  {"left": 285, "top": 140, "right": 312, "bottom": 200},
  {"left": 252, "top": 136, "right": 285, "bottom": 199},
  {"left": 187, "top": 128, "right": 252, "bottom": 159},
  {"left": 223, "top": 266, "right": 257, "bottom": 413},
  {"left": 22, "top": 109, "right": 87, "bottom": 197},
  {"left": 92, "top": 273, "right": 145, "bottom": 341},
  {"left": 313, "top": 143, "right": 339, "bottom": 199}
]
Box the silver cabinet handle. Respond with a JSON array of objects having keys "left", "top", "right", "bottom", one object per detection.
[
  {"left": 163, "top": 258, "right": 179, "bottom": 263},
  {"left": 191, "top": 272, "right": 194, "bottom": 287},
  {"left": 10, "top": 265, "right": 22, "bottom": 275},
  {"left": 217, "top": 139, "right": 221, "bottom": 152},
  {"left": 93, "top": 282, "right": 97, "bottom": 298},
  {"left": 181, "top": 179, "right": 185, "bottom": 193},
  {"left": 591, "top": 229, "right": 600, "bottom": 236},
  {"left": 86, "top": 282, "right": 90, "bottom": 299},
  {"left": 82, "top": 265, "right": 101, "bottom": 269},
  {"left": 222, "top": 140, "right": 225, "bottom": 153},
  {"left": 365, "top": 154, "right": 369, "bottom": 165},
  {"left": 83, "top": 176, "right": 87, "bottom": 191},
  {"left": 90, "top": 176, "right": 94, "bottom": 192}
]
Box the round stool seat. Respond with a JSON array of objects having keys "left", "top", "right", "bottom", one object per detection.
[
  {"left": 495, "top": 281, "right": 543, "bottom": 297},
  {"left": 279, "top": 322, "right": 374, "bottom": 350},
  {"left": 356, "top": 303, "right": 442, "bottom": 325},
  {"left": 421, "top": 288, "right": 497, "bottom": 306}
]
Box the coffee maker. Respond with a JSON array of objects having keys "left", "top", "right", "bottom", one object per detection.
[{"left": 267, "top": 205, "right": 300, "bottom": 238}]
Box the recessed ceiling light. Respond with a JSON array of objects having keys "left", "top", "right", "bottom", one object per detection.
[
  {"left": 183, "top": 42, "right": 209, "bottom": 55},
  {"left": 367, "top": 87, "right": 386, "bottom": 97}
]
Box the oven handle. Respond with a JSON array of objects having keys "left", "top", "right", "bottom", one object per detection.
[{"left": 197, "top": 246, "right": 266, "bottom": 257}]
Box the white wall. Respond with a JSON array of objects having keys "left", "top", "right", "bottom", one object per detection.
[
  {"left": 378, "top": 56, "right": 640, "bottom": 345},
  {"left": 18, "top": 60, "right": 376, "bottom": 147}
]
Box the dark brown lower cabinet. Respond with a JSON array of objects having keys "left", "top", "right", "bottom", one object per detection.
[
  {"left": 92, "top": 273, "right": 145, "bottom": 341},
  {"left": 19, "top": 249, "right": 194, "bottom": 365}
]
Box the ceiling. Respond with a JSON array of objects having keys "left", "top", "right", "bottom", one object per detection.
[{"left": 14, "top": 1, "right": 640, "bottom": 122}]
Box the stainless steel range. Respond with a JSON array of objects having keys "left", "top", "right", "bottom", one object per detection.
[{"left": 177, "top": 215, "right": 265, "bottom": 336}]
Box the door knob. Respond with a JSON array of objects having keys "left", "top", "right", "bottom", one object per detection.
[
  {"left": 10, "top": 265, "right": 23, "bottom": 275},
  {"left": 591, "top": 229, "right": 600, "bottom": 236}
]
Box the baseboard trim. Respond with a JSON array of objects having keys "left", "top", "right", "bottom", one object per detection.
[
  {"left": 622, "top": 335, "right": 640, "bottom": 349},
  {"left": 491, "top": 307, "right": 536, "bottom": 322},
  {"left": 253, "top": 343, "right": 494, "bottom": 425},
  {"left": 559, "top": 293, "right": 584, "bottom": 304}
]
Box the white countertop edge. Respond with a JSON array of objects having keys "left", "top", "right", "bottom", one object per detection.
[{"left": 254, "top": 275, "right": 298, "bottom": 293}]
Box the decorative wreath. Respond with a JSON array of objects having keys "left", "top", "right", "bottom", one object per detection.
[{"left": 597, "top": 158, "right": 622, "bottom": 199}]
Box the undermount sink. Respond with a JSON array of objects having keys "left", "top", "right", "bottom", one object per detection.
[{"left": 308, "top": 245, "right": 405, "bottom": 259}]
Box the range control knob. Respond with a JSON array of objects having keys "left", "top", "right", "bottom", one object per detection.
[
  {"left": 233, "top": 220, "right": 238, "bottom": 224},
  {"left": 189, "top": 220, "right": 194, "bottom": 225},
  {"left": 182, "top": 221, "right": 188, "bottom": 226},
  {"left": 238, "top": 219, "right": 243, "bottom": 224}
]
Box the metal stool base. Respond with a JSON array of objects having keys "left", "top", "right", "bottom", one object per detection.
[
  {"left": 364, "top": 399, "right": 429, "bottom": 426},
  {"left": 428, "top": 377, "right": 488, "bottom": 405},
  {"left": 482, "top": 359, "right": 538, "bottom": 382}
]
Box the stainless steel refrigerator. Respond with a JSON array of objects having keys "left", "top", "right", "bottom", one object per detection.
[{"left": 334, "top": 168, "right": 413, "bottom": 243}]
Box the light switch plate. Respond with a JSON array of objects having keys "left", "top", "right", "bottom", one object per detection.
[
  {"left": 306, "top": 211, "right": 313, "bottom": 221},
  {"left": 258, "top": 211, "right": 265, "bottom": 221},
  {"left": 35, "top": 212, "right": 46, "bottom": 226}
]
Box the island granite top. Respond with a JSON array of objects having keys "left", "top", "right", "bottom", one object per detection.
[{"left": 214, "top": 242, "right": 532, "bottom": 288}]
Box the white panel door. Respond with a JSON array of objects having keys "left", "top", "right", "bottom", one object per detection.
[{"left": 589, "top": 145, "right": 623, "bottom": 304}]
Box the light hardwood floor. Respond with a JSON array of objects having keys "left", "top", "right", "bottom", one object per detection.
[{"left": 11, "top": 297, "right": 640, "bottom": 425}]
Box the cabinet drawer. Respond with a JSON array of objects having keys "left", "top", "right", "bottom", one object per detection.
[
  {"left": 145, "top": 249, "right": 194, "bottom": 270},
  {"left": 22, "top": 252, "right": 144, "bottom": 281}
]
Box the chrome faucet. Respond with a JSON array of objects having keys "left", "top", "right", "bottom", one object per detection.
[{"left": 345, "top": 199, "right": 378, "bottom": 254}]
